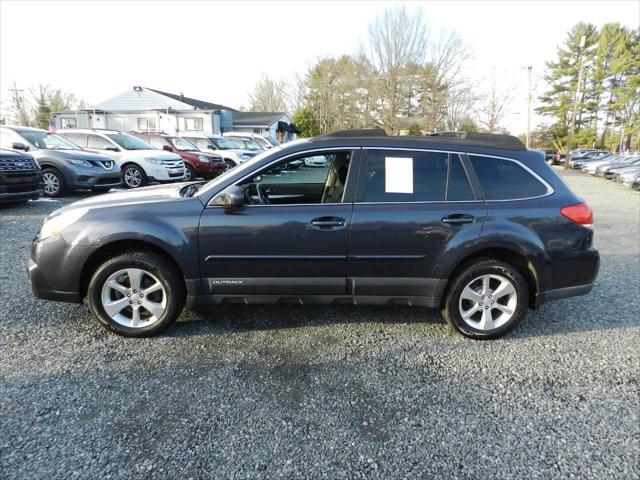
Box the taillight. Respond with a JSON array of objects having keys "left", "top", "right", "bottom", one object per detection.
[{"left": 561, "top": 203, "right": 594, "bottom": 225}]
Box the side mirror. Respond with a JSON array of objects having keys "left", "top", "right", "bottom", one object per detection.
[
  {"left": 104, "top": 146, "right": 119, "bottom": 152},
  {"left": 162, "top": 145, "right": 173, "bottom": 152},
  {"left": 12, "top": 142, "right": 29, "bottom": 151},
  {"left": 212, "top": 185, "right": 245, "bottom": 207}
]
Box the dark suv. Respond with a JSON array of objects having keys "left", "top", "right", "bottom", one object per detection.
[
  {"left": 131, "top": 132, "right": 226, "bottom": 181},
  {"left": 27, "top": 130, "right": 599, "bottom": 339},
  {"left": 0, "top": 149, "right": 43, "bottom": 203}
]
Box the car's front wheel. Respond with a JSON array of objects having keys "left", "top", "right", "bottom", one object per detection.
[
  {"left": 42, "top": 168, "right": 65, "bottom": 197},
  {"left": 224, "top": 159, "right": 237, "bottom": 170},
  {"left": 441, "top": 258, "right": 528, "bottom": 339},
  {"left": 183, "top": 165, "right": 196, "bottom": 182},
  {"left": 122, "top": 164, "right": 147, "bottom": 188},
  {"left": 87, "top": 251, "right": 185, "bottom": 337}
]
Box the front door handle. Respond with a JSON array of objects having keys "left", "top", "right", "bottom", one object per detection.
[
  {"left": 311, "top": 216, "right": 345, "bottom": 228},
  {"left": 442, "top": 214, "right": 475, "bottom": 225}
]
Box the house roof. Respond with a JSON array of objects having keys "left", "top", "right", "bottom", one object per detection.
[
  {"left": 233, "top": 111, "right": 287, "bottom": 127},
  {"left": 145, "top": 88, "right": 236, "bottom": 112}
]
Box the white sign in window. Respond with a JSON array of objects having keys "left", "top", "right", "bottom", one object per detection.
[{"left": 385, "top": 157, "right": 413, "bottom": 193}]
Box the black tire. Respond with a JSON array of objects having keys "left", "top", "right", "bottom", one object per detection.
[
  {"left": 441, "top": 258, "right": 528, "bottom": 339},
  {"left": 224, "top": 159, "right": 237, "bottom": 170},
  {"left": 42, "top": 168, "right": 65, "bottom": 197},
  {"left": 184, "top": 164, "right": 196, "bottom": 182},
  {"left": 87, "top": 251, "right": 185, "bottom": 337},
  {"left": 122, "top": 164, "right": 147, "bottom": 189}
]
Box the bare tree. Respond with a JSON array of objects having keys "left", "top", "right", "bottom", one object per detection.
[
  {"left": 478, "top": 70, "right": 512, "bottom": 133},
  {"left": 248, "top": 75, "right": 288, "bottom": 112},
  {"left": 367, "top": 5, "right": 428, "bottom": 133}
]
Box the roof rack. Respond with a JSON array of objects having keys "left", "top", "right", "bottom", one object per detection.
[{"left": 311, "top": 129, "right": 526, "bottom": 151}]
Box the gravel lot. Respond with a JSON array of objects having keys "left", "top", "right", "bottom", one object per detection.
[{"left": 1, "top": 169, "right": 638, "bottom": 479}]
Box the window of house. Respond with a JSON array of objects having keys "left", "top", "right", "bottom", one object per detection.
[
  {"left": 60, "top": 118, "right": 77, "bottom": 129},
  {"left": 184, "top": 118, "right": 203, "bottom": 131},
  {"left": 468, "top": 155, "right": 549, "bottom": 200},
  {"left": 234, "top": 151, "right": 352, "bottom": 205},
  {"left": 137, "top": 118, "right": 156, "bottom": 131}
]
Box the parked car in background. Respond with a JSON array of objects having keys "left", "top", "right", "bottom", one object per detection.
[
  {"left": 613, "top": 166, "right": 640, "bottom": 184},
  {"left": 180, "top": 134, "right": 255, "bottom": 169},
  {"left": 27, "top": 130, "right": 599, "bottom": 340},
  {"left": 59, "top": 129, "right": 185, "bottom": 189},
  {"left": 226, "top": 137, "right": 264, "bottom": 153},
  {"left": 594, "top": 155, "right": 639, "bottom": 177},
  {"left": 632, "top": 175, "right": 640, "bottom": 190},
  {"left": 0, "top": 149, "right": 43, "bottom": 203},
  {"left": 570, "top": 153, "right": 622, "bottom": 175},
  {"left": 1, "top": 126, "right": 121, "bottom": 197},
  {"left": 131, "top": 132, "right": 226, "bottom": 181},
  {"left": 540, "top": 148, "right": 559, "bottom": 165},
  {"left": 223, "top": 132, "right": 280, "bottom": 150}
]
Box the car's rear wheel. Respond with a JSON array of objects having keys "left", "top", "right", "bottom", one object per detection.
[
  {"left": 441, "top": 258, "right": 528, "bottom": 339},
  {"left": 87, "top": 252, "right": 185, "bottom": 337},
  {"left": 122, "top": 164, "right": 147, "bottom": 188},
  {"left": 42, "top": 168, "right": 65, "bottom": 197}
]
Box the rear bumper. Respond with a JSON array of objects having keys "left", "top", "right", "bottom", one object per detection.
[{"left": 534, "top": 283, "right": 594, "bottom": 308}]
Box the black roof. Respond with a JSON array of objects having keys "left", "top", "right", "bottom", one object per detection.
[
  {"left": 146, "top": 88, "right": 237, "bottom": 112},
  {"left": 234, "top": 111, "right": 286, "bottom": 127},
  {"left": 311, "top": 130, "right": 526, "bottom": 151}
]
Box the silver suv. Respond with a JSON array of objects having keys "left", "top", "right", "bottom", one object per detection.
[{"left": 60, "top": 129, "right": 185, "bottom": 188}]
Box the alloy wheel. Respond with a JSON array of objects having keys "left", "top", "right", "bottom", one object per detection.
[
  {"left": 184, "top": 167, "right": 192, "bottom": 181},
  {"left": 124, "top": 167, "right": 142, "bottom": 188},
  {"left": 100, "top": 268, "right": 167, "bottom": 328},
  {"left": 458, "top": 274, "right": 517, "bottom": 331},
  {"left": 43, "top": 172, "right": 60, "bottom": 196}
]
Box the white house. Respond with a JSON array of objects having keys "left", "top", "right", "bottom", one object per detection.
[{"left": 54, "top": 86, "right": 299, "bottom": 140}]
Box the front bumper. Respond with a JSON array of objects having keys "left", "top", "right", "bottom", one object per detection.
[
  {"left": 27, "top": 234, "right": 98, "bottom": 303},
  {"left": 147, "top": 163, "right": 185, "bottom": 182},
  {"left": 66, "top": 168, "right": 122, "bottom": 190}
]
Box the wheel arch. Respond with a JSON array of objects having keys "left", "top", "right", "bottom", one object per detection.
[
  {"left": 79, "top": 239, "right": 186, "bottom": 300},
  {"left": 441, "top": 246, "right": 540, "bottom": 309}
]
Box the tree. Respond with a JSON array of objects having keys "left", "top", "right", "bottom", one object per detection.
[
  {"left": 32, "top": 84, "right": 52, "bottom": 129},
  {"left": 367, "top": 5, "right": 428, "bottom": 133},
  {"left": 248, "top": 75, "right": 288, "bottom": 112},
  {"left": 291, "top": 106, "right": 320, "bottom": 138},
  {"left": 407, "top": 123, "right": 421, "bottom": 136},
  {"left": 478, "top": 70, "right": 511, "bottom": 133}
]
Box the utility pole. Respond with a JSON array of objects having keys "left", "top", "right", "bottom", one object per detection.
[
  {"left": 525, "top": 65, "right": 532, "bottom": 149},
  {"left": 565, "top": 36, "right": 586, "bottom": 169},
  {"left": 8, "top": 81, "right": 28, "bottom": 126}
]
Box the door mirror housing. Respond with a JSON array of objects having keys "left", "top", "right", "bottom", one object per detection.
[
  {"left": 104, "top": 145, "right": 119, "bottom": 152},
  {"left": 12, "top": 142, "right": 29, "bottom": 151},
  {"left": 162, "top": 145, "right": 173, "bottom": 152},
  {"left": 212, "top": 185, "right": 245, "bottom": 207}
]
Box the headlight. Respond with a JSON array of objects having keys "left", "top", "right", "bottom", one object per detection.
[
  {"left": 144, "top": 157, "right": 164, "bottom": 165},
  {"left": 39, "top": 208, "right": 88, "bottom": 240},
  {"left": 65, "top": 158, "right": 92, "bottom": 168},
  {"left": 198, "top": 155, "right": 211, "bottom": 163}
]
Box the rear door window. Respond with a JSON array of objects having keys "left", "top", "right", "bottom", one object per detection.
[
  {"left": 361, "top": 150, "right": 475, "bottom": 202},
  {"left": 469, "top": 155, "right": 548, "bottom": 200},
  {"left": 62, "top": 133, "right": 87, "bottom": 147},
  {"left": 87, "top": 135, "right": 113, "bottom": 150}
]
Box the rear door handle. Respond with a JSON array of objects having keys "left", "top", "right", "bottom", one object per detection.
[
  {"left": 311, "top": 216, "right": 345, "bottom": 228},
  {"left": 442, "top": 214, "right": 475, "bottom": 225}
]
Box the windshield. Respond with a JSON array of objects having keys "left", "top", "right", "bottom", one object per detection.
[
  {"left": 19, "top": 131, "right": 79, "bottom": 150},
  {"left": 265, "top": 136, "right": 280, "bottom": 147},
  {"left": 209, "top": 137, "right": 239, "bottom": 150},
  {"left": 106, "top": 133, "right": 153, "bottom": 150},
  {"left": 170, "top": 137, "right": 198, "bottom": 151},
  {"left": 241, "top": 139, "right": 263, "bottom": 151},
  {"left": 197, "top": 146, "right": 282, "bottom": 196}
]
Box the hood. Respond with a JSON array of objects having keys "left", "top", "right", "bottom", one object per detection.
[
  {"left": 32, "top": 149, "right": 112, "bottom": 161},
  {"left": 614, "top": 165, "right": 640, "bottom": 174},
  {"left": 52, "top": 182, "right": 189, "bottom": 215},
  {"left": 121, "top": 150, "right": 182, "bottom": 161}
]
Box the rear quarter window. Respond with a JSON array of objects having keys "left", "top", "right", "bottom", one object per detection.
[{"left": 469, "top": 155, "right": 549, "bottom": 200}]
